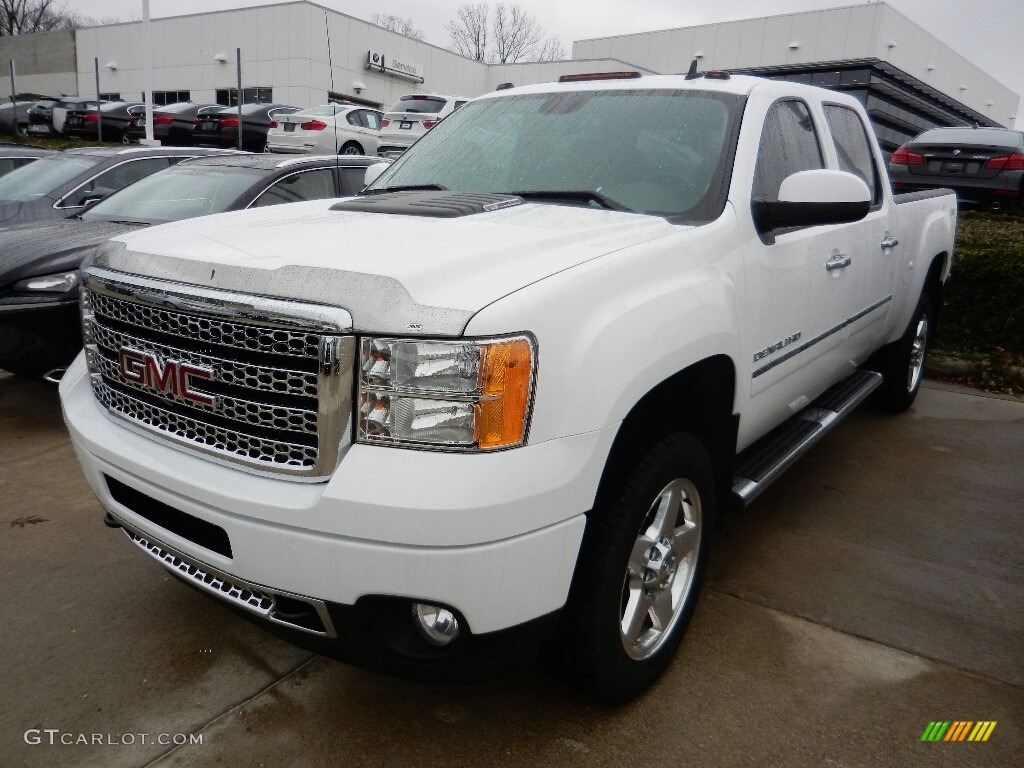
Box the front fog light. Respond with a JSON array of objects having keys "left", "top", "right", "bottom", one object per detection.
[{"left": 412, "top": 602, "right": 460, "bottom": 646}]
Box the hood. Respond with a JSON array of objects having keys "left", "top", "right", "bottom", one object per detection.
[
  {"left": 95, "top": 200, "right": 681, "bottom": 335},
  {"left": 0, "top": 219, "right": 142, "bottom": 286}
]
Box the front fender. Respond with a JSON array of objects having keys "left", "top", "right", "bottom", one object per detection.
[{"left": 465, "top": 211, "right": 744, "bottom": 445}]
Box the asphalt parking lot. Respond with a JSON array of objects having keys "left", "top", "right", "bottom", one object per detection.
[{"left": 1, "top": 372, "right": 1021, "bottom": 768}]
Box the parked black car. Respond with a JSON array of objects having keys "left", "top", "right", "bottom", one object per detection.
[
  {"left": 63, "top": 102, "right": 146, "bottom": 143},
  {"left": 0, "top": 144, "right": 55, "bottom": 178},
  {"left": 0, "top": 146, "right": 239, "bottom": 230},
  {"left": 124, "top": 102, "right": 221, "bottom": 145},
  {"left": 52, "top": 97, "right": 100, "bottom": 136},
  {"left": 192, "top": 103, "right": 301, "bottom": 152},
  {"left": 0, "top": 154, "right": 383, "bottom": 378},
  {"left": 889, "top": 126, "right": 1024, "bottom": 214},
  {"left": 26, "top": 97, "right": 61, "bottom": 138}
]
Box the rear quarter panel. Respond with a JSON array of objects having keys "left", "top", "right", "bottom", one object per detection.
[{"left": 887, "top": 190, "right": 957, "bottom": 344}]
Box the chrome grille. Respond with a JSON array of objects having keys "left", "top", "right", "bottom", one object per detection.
[
  {"left": 90, "top": 290, "right": 321, "bottom": 357},
  {"left": 82, "top": 268, "right": 354, "bottom": 479},
  {"left": 92, "top": 322, "right": 317, "bottom": 397}
]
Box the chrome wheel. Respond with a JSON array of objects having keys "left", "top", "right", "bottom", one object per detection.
[
  {"left": 907, "top": 315, "right": 928, "bottom": 393},
  {"left": 620, "top": 478, "right": 702, "bottom": 660}
]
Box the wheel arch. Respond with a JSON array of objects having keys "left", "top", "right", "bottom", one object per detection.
[
  {"left": 923, "top": 249, "right": 949, "bottom": 339},
  {"left": 594, "top": 354, "right": 738, "bottom": 522}
]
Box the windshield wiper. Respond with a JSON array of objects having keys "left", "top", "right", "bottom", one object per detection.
[
  {"left": 363, "top": 183, "right": 448, "bottom": 195},
  {"left": 509, "top": 190, "right": 633, "bottom": 213}
]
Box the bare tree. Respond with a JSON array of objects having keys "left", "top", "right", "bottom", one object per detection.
[
  {"left": 446, "top": 3, "right": 488, "bottom": 62},
  {"left": 492, "top": 3, "right": 542, "bottom": 63},
  {"left": 0, "top": 0, "right": 82, "bottom": 36},
  {"left": 371, "top": 13, "right": 424, "bottom": 41},
  {"left": 536, "top": 35, "right": 566, "bottom": 62},
  {"left": 448, "top": 3, "right": 563, "bottom": 63}
]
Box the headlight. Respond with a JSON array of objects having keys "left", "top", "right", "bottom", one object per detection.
[
  {"left": 357, "top": 335, "right": 536, "bottom": 450},
  {"left": 14, "top": 271, "right": 80, "bottom": 293}
]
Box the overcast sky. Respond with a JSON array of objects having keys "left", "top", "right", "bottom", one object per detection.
[{"left": 64, "top": 0, "right": 1023, "bottom": 123}]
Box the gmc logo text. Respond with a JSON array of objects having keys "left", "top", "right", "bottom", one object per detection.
[{"left": 118, "top": 348, "right": 215, "bottom": 406}]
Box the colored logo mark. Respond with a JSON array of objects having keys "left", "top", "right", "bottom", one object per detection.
[{"left": 920, "top": 721, "right": 997, "bottom": 742}]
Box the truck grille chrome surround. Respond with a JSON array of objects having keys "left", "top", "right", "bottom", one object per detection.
[
  {"left": 81, "top": 267, "right": 354, "bottom": 480},
  {"left": 120, "top": 519, "right": 336, "bottom": 637}
]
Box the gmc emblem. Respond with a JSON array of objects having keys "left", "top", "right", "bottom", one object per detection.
[{"left": 118, "top": 348, "right": 215, "bottom": 406}]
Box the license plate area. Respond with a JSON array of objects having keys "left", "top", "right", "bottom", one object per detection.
[
  {"left": 284, "top": 123, "right": 296, "bottom": 132},
  {"left": 942, "top": 161, "right": 964, "bottom": 172},
  {"left": 399, "top": 121, "right": 413, "bottom": 129},
  {"left": 201, "top": 122, "right": 215, "bottom": 131}
]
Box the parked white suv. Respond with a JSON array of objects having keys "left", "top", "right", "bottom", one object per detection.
[
  {"left": 267, "top": 104, "right": 384, "bottom": 156},
  {"left": 376, "top": 93, "right": 468, "bottom": 158}
]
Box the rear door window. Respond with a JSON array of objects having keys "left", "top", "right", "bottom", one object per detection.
[{"left": 823, "top": 105, "right": 880, "bottom": 205}]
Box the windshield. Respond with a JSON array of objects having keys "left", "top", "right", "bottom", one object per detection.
[
  {"left": 913, "top": 128, "right": 1023, "bottom": 148},
  {"left": 82, "top": 165, "right": 266, "bottom": 224},
  {"left": 0, "top": 155, "right": 102, "bottom": 201},
  {"left": 369, "top": 89, "right": 742, "bottom": 220}
]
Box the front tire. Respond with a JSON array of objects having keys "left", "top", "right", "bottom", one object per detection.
[
  {"left": 550, "top": 432, "right": 714, "bottom": 702},
  {"left": 871, "top": 292, "right": 932, "bottom": 412},
  {"left": 339, "top": 141, "right": 363, "bottom": 156}
]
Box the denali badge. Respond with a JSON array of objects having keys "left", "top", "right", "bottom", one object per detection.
[
  {"left": 118, "top": 348, "right": 215, "bottom": 406},
  {"left": 753, "top": 332, "right": 802, "bottom": 363}
]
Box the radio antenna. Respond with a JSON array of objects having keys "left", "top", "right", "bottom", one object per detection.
[{"left": 325, "top": 12, "right": 340, "bottom": 161}]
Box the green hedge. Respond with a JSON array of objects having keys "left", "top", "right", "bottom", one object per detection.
[{"left": 937, "top": 212, "right": 1024, "bottom": 357}]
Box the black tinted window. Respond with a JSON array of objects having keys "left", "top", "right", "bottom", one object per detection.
[
  {"left": 824, "top": 105, "right": 879, "bottom": 204},
  {"left": 340, "top": 166, "right": 369, "bottom": 196},
  {"left": 252, "top": 168, "right": 336, "bottom": 207},
  {"left": 753, "top": 100, "right": 823, "bottom": 200},
  {"left": 61, "top": 157, "right": 172, "bottom": 207}
]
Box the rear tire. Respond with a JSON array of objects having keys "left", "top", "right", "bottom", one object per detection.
[
  {"left": 339, "top": 141, "right": 363, "bottom": 156},
  {"left": 871, "top": 292, "right": 932, "bottom": 412},
  {"left": 547, "top": 432, "right": 714, "bottom": 702}
]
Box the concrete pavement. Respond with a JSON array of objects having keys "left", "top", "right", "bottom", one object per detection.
[{"left": 1, "top": 373, "right": 1021, "bottom": 767}]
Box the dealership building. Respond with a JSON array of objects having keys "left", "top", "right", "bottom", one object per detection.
[{"left": 1, "top": 0, "right": 1018, "bottom": 152}]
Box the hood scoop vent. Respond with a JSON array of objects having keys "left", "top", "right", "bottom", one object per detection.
[{"left": 331, "top": 191, "right": 522, "bottom": 218}]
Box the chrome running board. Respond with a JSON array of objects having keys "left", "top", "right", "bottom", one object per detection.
[{"left": 732, "top": 370, "right": 882, "bottom": 505}]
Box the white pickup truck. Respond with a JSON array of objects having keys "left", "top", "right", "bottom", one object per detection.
[{"left": 61, "top": 71, "right": 956, "bottom": 701}]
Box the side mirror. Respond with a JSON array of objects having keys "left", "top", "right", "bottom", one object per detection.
[
  {"left": 81, "top": 187, "right": 116, "bottom": 207},
  {"left": 363, "top": 161, "right": 390, "bottom": 188},
  {"left": 753, "top": 169, "right": 870, "bottom": 233}
]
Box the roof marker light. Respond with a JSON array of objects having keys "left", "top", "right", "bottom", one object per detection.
[{"left": 558, "top": 71, "right": 641, "bottom": 83}]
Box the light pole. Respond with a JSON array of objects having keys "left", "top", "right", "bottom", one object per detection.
[
  {"left": 142, "top": 0, "right": 154, "bottom": 143},
  {"left": 236, "top": 47, "right": 242, "bottom": 150}
]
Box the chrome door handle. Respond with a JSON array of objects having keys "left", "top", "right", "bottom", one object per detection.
[
  {"left": 880, "top": 235, "right": 899, "bottom": 250},
  {"left": 826, "top": 254, "right": 852, "bottom": 271}
]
